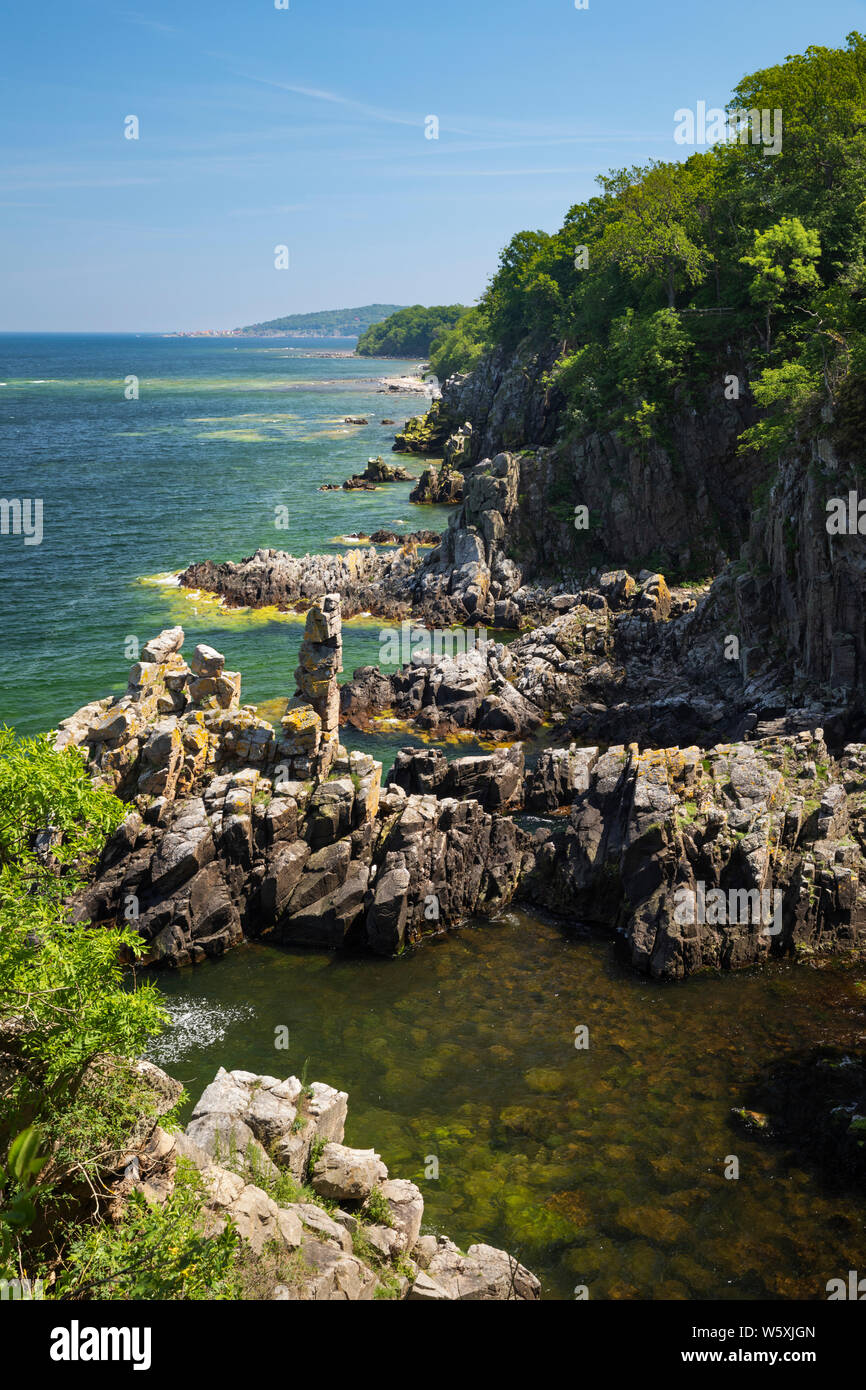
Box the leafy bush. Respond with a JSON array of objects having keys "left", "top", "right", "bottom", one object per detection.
[
  {"left": 55, "top": 1159, "right": 239, "bottom": 1300},
  {"left": 429, "top": 306, "right": 490, "bottom": 381},
  {"left": 0, "top": 728, "right": 168, "bottom": 1275},
  {"left": 738, "top": 362, "right": 821, "bottom": 459},
  {"left": 356, "top": 304, "right": 468, "bottom": 357},
  {"left": 461, "top": 33, "right": 866, "bottom": 462}
]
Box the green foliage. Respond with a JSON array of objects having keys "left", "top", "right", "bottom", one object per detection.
[
  {"left": 594, "top": 157, "right": 716, "bottom": 308},
  {"left": 356, "top": 304, "right": 468, "bottom": 358},
  {"left": 237, "top": 304, "right": 405, "bottom": 336},
  {"left": 0, "top": 728, "right": 168, "bottom": 1269},
  {"left": 55, "top": 1159, "right": 239, "bottom": 1300},
  {"left": 0, "top": 731, "right": 166, "bottom": 1104},
  {"left": 740, "top": 218, "right": 823, "bottom": 348},
  {"left": 0, "top": 727, "right": 124, "bottom": 878},
  {"left": 555, "top": 308, "right": 690, "bottom": 443},
  {"left": 429, "top": 306, "right": 490, "bottom": 381},
  {"left": 362, "top": 1186, "right": 394, "bottom": 1228},
  {"left": 738, "top": 362, "right": 821, "bottom": 459},
  {"left": 0, "top": 1127, "right": 48, "bottom": 1278},
  {"left": 459, "top": 33, "right": 866, "bottom": 463}
]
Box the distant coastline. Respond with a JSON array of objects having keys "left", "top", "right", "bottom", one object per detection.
[{"left": 165, "top": 329, "right": 360, "bottom": 340}]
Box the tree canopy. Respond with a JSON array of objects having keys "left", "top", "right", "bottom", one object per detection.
[
  {"left": 435, "top": 32, "right": 866, "bottom": 454},
  {"left": 356, "top": 304, "right": 468, "bottom": 358}
]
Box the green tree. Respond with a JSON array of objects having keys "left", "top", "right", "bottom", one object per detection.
[
  {"left": 740, "top": 217, "right": 823, "bottom": 350},
  {"left": 356, "top": 304, "right": 467, "bottom": 357},
  {"left": 429, "top": 306, "right": 491, "bottom": 381},
  {"left": 594, "top": 157, "right": 716, "bottom": 308}
]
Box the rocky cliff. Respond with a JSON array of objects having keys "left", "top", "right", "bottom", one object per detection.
[
  {"left": 59, "top": 604, "right": 866, "bottom": 981},
  {"left": 405, "top": 351, "right": 865, "bottom": 715},
  {"left": 173, "top": 1065, "right": 541, "bottom": 1300},
  {"left": 1, "top": 1037, "right": 539, "bottom": 1301}
]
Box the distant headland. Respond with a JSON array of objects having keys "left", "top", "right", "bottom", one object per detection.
[{"left": 166, "top": 304, "right": 407, "bottom": 339}]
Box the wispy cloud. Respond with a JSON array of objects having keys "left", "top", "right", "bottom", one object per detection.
[
  {"left": 223, "top": 67, "right": 423, "bottom": 130},
  {"left": 122, "top": 11, "right": 179, "bottom": 35}
]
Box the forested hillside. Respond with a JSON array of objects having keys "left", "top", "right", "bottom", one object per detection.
[
  {"left": 356, "top": 304, "right": 467, "bottom": 358},
  {"left": 430, "top": 33, "right": 866, "bottom": 462},
  {"left": 236, "top": 304, "right": 405, "bottom": 336}
]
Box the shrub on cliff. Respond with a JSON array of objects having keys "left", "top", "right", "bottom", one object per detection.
[
  {"left": 429, "top": 305, "right": 490, "bottom": 382},
  {"left": 0, "top": 727, "right": 168, "bottom": 1277},
  {"left": 55, "top": 1159, "right": 239, "bottom": 1300}
]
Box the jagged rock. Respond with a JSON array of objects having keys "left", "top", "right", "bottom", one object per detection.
[
  {"left": 342, "top": 456, "right": 415, "bottom": 488},
  {"left": 525, "top": 746, "right": 599, "bottom": 813},
  {"left": 289, "top": 1203, "right": 353, "bottom": 1253},
  {"left": 366, "top": 865, "right": 411, "bottom": 953},
  {"left": 141, "top": 627, "right": 185, "bottom": 664},
  {"left": 191, "top": 644, "right": 225, "bottom": 677},
  {"left": 273, "top": 1239, "right": 379, "bottom": 1300},
  {"left": 528, "top": 735, "right": 866, "bottom": 979},
  {"left": 408, "top": 1237, "right": 541, "bottom": 1301},
  {"left": 295, "top": 595, "right": 343, "bottom": 742},
  {"left": 310, "top": 1143, "right": 388, "bottom": 1201},
  {"left": 410, "top": 461, "right": 464, "bottom": 504},
  {"left": 387, "top": 745, "right": 524, "bottom": 812},
  {"left": 342, "top": 638, "right": 543, "bottom": 739},
  {"left": 377, "top": 1178, "right": 424, "bottom": 1250},
  {"left": 179, "top": 545, "right": 419, "bottom": 621}
]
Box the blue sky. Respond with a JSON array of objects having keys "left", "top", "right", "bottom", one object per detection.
[{"left": 2, "top": 0, "right": 864, "bottom": 331}]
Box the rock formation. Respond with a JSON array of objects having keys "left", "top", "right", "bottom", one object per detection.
[
  {"left": 3, "top": 1039, "right": 540, "bottom": 1301},
  {"left": 527, "top": 734, "right": 866, "bottom": 979},
  {"left": 59, "top": 606, "right": 866, "bottom": 980},
  {"left": 62, "top": 615, "right": 530, "bottom": 967},
  {"left": 180, "top": 545, "right": 418, "bottom": 620},
  {"left": 392, "top": 401, "right": 451, "bottom": 454},
  {"left": 409, "top": 459, "right": 464, "bottom": 505},
  {"left": 295, "top": 595, "right": 342, "bottom": 752},
  {"left": 177, "top": 1065, "right": 540, "bottom": 1300}
]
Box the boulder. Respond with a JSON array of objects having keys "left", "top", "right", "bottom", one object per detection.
[{"left": 310, "top": 1143, "right": 388, "bottom": 1202}]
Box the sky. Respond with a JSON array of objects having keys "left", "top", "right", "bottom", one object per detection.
[{"left": 1, "top": 0, "right": 865, "bottom": 331}]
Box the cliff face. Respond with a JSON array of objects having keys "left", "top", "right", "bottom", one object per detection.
[
  {"left": 436, "top": 349, "right": 865, "bottom": 714},
  {"left": 441, "top": 355, "right": 762, "bottom": 581},
  {"left": 439, "top": 346, "right": 562, "bottom": 460},
  {"left": 733, "top": 436, "right": 866, "bottom": 705}
]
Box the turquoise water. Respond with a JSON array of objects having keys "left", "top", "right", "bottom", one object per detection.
[
  {"left": 6, "top": 335, "right": 866, "bottom": 1300},
  {"left": 0, "top": 334, "right": 451, "bottom": 737}
]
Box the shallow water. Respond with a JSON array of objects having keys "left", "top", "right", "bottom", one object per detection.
[
  {"left": 0, "top": 333, "right": 450, "bottom": 735},
  {"left": 147, "top": 914, "right": 866, "bottom": 1300}
]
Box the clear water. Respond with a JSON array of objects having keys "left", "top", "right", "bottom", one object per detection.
[
  {"left": 148, "top": 918, "right": 866, "bottom": 1301},
  {"left": 5, "top": 335, "right": 865, "bottom": 1300},
  {"left": 0, "top": 333, "right": 451, "bottom": 737}
]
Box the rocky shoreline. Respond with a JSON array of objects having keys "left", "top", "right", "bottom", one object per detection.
[
  {"left": 139, "top": 1062, "right": 539, "bottom": 1300},
  {"left": 0, "top": 1023, "right": 539, "bottom": 1301},
  {"left": 56, "top": 593, "right": 865, "bottom": 980}
]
